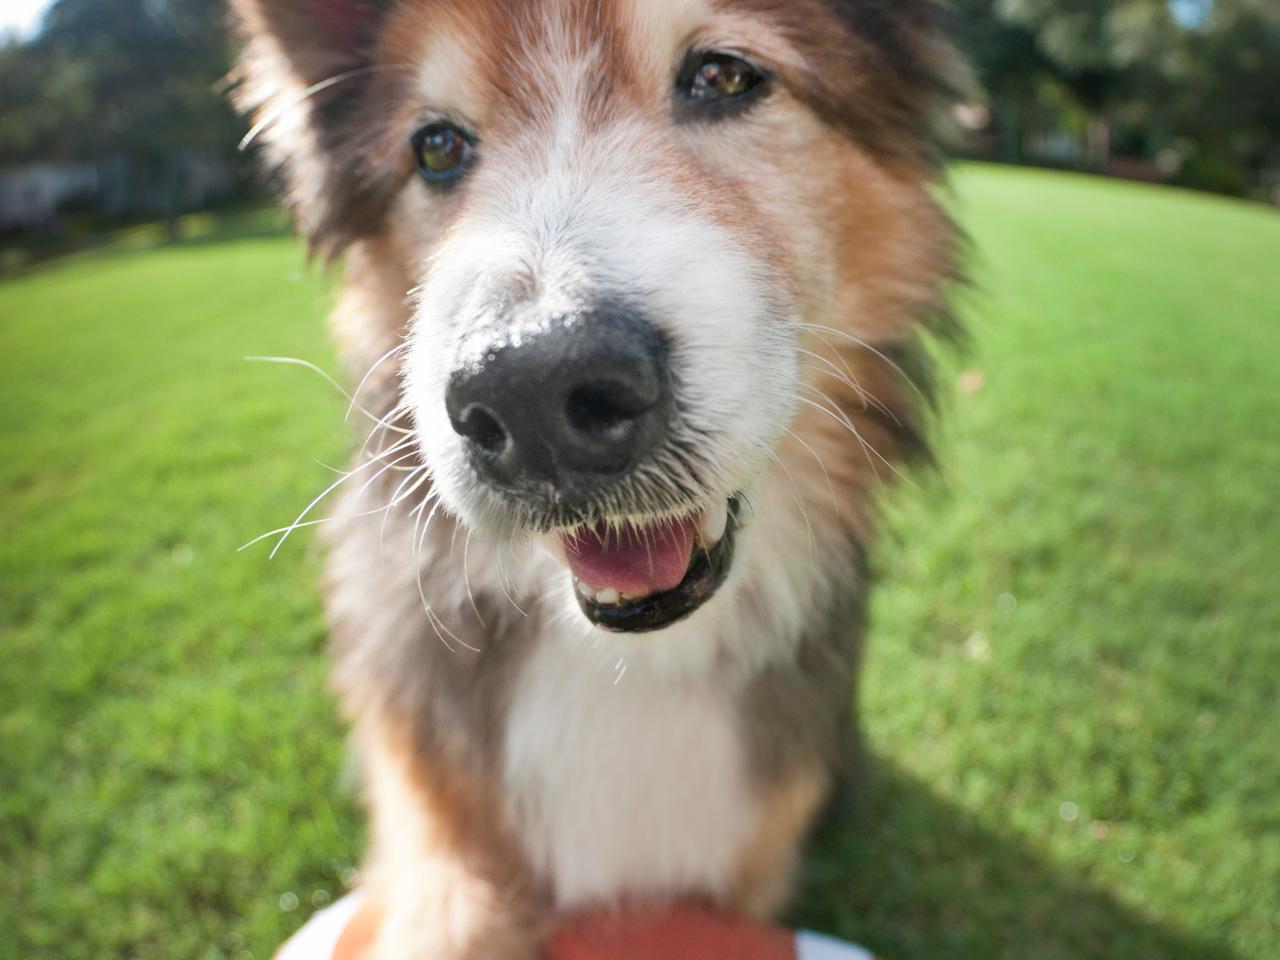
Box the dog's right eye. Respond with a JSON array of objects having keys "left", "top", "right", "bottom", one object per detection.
[
  {"left": 676, "top": 50, "right": 770, "bottom": 119},
  {"left": 411, "top": 122, "right": 475, "bottom": 186}
]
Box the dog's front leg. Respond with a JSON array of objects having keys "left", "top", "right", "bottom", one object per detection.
[{"left": 355, "top": 720, "right": 550, "bottom": 960}]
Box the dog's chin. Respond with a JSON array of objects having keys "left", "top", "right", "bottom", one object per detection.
[{"left": 533, "top": 495, "right": 742, "bottom": 634}]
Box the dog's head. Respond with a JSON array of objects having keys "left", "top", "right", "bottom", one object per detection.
[{"left": 233, "top": 0, "right": 958, "bottom": 639}]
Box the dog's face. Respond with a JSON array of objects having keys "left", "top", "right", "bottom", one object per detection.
[{"left": 235, "top": 0, "right": 955, "bottom": 638}]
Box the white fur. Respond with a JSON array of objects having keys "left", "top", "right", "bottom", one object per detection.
[{"left": 502, "top": 632, "right": 760, "bottom": 908}]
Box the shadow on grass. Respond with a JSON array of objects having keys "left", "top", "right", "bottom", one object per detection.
[{"left": 790, "top": 757, "right": 1237, "bottom": 960}]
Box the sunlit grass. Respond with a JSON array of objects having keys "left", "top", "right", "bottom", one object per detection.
[{"left": 1, "top": 166, "right": 1277, "bottom": 960}]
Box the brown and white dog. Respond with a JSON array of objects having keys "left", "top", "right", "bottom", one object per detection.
[{"left": 230, "top": 2, "right": 961, "bottom": 957}]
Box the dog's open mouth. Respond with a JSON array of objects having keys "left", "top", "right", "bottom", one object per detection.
[{"left": 549, "top": 497, "right": 739, "bottom": 633}]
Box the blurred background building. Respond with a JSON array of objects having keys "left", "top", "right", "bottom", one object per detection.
[{"left": 1, "top": 0, "right": 1278, "bottom": 257}]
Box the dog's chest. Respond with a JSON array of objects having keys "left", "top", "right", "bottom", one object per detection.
[{"left": 501, "top": 637, "right": 759, "bottom": 908}]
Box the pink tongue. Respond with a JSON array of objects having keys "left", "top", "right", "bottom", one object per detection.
[{"left": 562, "top": 517, "right": 697, "bottom": 598}]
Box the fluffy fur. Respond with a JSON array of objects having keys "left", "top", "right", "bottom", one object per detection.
[{"left": 230, "top": 2, "right": 961, "bottom": 957}]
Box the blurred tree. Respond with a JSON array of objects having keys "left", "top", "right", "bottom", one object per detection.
[
  {"left": 951, "top": 0, "right": 1049, "bottom": 163},
  {"left": 1172, "top": 0, "right": 1280, "bottom": 194},
  {"left": 0, "top": 0, "right": 245, "bottom": 229},
  {"left": 0, "top": 36, "right": 95, "bottom": 162},
  {"left": 951, "top": 0, "right": 1280, "bottom": 197},
  {"left": 993, "top": 0, "right": 1185, "bottom": 166}
]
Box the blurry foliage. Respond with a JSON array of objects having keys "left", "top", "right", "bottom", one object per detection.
[
  {"left": 0, "top": 0, "right": 247, "bottom": 220},
  {"left": 994, "top": 0, "right": 1184, "bottom": 101},
  {"left": 954, "top": 0, "right": 1280, "bottom": 196},
  {"left": 1176, "top": 0, "right": 1280, "bottom": 183}
]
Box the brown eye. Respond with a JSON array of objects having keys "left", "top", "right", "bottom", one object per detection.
[
  {"left": 678, "top": 51, "right": 769, "bottom": 116},
  {"left": 412, "top": 122, "right": 475, "bottom": 185}
]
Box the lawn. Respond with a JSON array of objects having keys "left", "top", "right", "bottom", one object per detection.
[{"left": 1, "top": 165, "right": 1277, "bottom": 960}]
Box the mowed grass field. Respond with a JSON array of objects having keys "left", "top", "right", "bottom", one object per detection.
[{"left": 1, "top": 164, "right": 1277, "bottom": 960}]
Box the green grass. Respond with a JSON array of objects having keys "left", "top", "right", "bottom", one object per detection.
[{"left": 1, "top": 166, "right": 1277, "bottom": 960}]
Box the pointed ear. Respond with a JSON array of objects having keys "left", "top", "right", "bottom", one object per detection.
[{"left": 228, "top": 0, "right": 398, "bottom": 257}]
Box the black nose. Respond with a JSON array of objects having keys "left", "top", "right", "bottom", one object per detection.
[{"left": 445, "top": 307, "right": 672, "bottom": 491}]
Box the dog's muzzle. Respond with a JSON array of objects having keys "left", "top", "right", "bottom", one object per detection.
[{"left": 444, "top": 303, "right": 737, "bottom": 632}]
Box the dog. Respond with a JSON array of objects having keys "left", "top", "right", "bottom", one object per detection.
[{"left": 230, "top": 1, "right": 960, "bottom": 957}]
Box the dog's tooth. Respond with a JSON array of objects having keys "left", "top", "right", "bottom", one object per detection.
[
  {"left": 575, "top": 579, "right": 592, "bottom": 598},
  {"left": 699, "top": 500, "right": 728, "bottom": 546},
  {"left": 595, "top": 587, "right": 621, "bottom": 606}
]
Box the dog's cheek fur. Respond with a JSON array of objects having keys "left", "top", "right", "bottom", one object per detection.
[{"left": 777, "top": 137, "right": 955, "bottom": 544}]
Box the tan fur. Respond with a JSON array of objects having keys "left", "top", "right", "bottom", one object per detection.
[
  {"left": 731, "top": 769, "right": 830, "bottom": 918},
  {"left": 359, "top": 719, "right": 549, "bottom": 960}
]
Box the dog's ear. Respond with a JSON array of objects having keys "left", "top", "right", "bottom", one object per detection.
[
  {"left": 814, "top": 0, "right": 967, "bottom": 168},
  {"left": 228, "top": 0, "right": 399, "bottom": 258},
  {"left": 230, "top": 0, "right": 390, "bottom": 88}
]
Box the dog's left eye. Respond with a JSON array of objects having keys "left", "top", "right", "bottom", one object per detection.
[
  {"left": 677, "top": 51, "right": 769, "bottom": 115},
  {"left": 411, "top": 122, "right": 475, "bottom": 185}
]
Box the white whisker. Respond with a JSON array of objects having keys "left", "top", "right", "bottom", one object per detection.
[
  {"left": 784, "top": 427, "right": 841, "bottom": 522},
  {"left": 795, "top": 322, "right": 929, "bottom": 405},
  {"left": 346, "top": 341, "right": 409, "bottom": 423},
  {"left": 246, "top": 355, "right": 412, "bottom": 433},
  {"left": 765, "top": 449, "right": 817, "bottom": 572}
]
